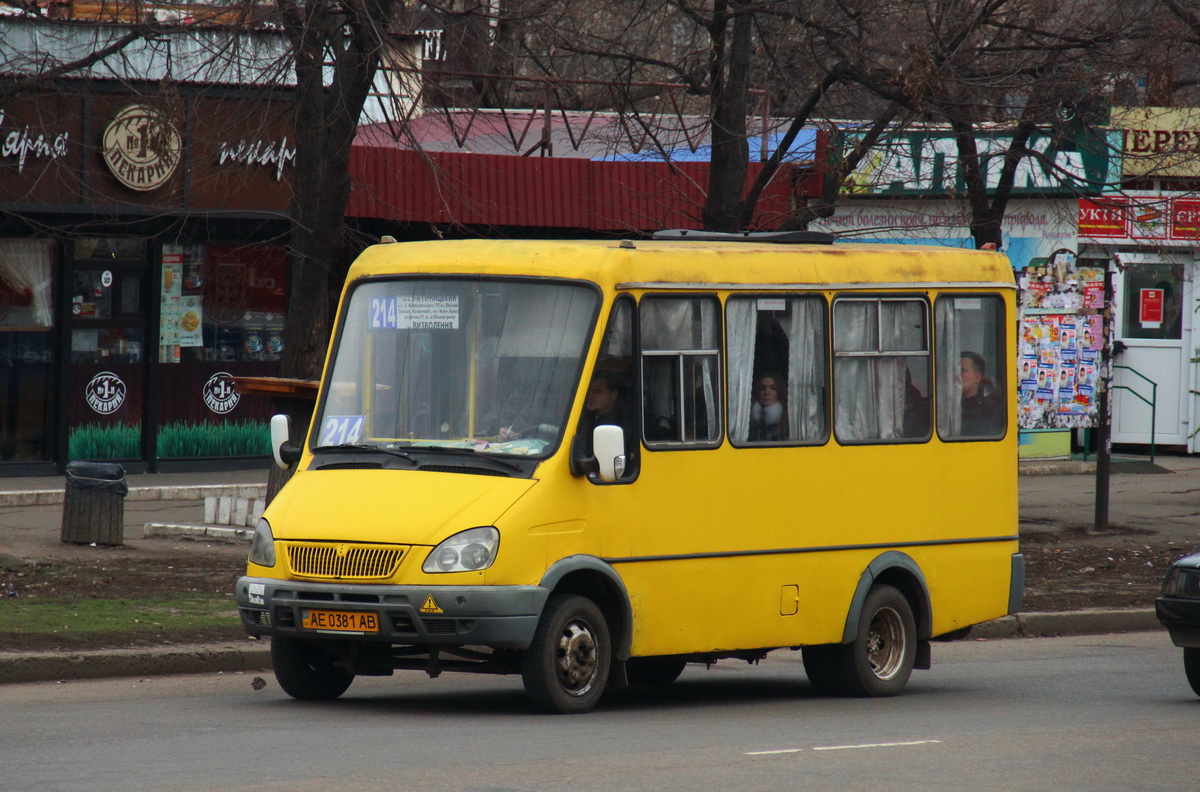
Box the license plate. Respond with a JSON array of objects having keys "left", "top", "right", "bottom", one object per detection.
[{"left": 301, "top": 609, "right": 380, "bottom": 633}]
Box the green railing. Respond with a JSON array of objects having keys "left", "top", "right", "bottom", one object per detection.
[{"left": 1112, "top": 364, "right": 1158, "bottom": 464}]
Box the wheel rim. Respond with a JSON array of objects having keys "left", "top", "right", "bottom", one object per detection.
[
  {"left": 866, "top": 606, "right": 906, "bottom": 681},
  {"left": 554, "top": 617, "right": 599, "bottom": 697}
]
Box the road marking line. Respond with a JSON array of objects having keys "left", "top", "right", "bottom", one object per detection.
[
  {"left": 745, "top": 748, "right": 804, "bottom": 755},
  {"left": 813, "top": 739, "right": 943, "bottom": 752}
]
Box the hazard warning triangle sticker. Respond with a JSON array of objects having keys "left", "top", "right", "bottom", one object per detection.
[{"left": 420, "top": 595, "right": 443, "bottom": 614}]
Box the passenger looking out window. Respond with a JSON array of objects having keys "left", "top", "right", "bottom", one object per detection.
[
  {"left": 726, "top": 295, "right": 827, "bottom": 445},
  {"left": 935, "top": 295, "right": 1006, "bottom": 441},
  {"left": 959, "top": 352, "right": 1003, "bottom": 436},
  {"left": 749, "top": 372, "right": 787, "bottom": 441}
]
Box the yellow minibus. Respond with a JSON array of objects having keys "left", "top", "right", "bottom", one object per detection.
[{"left": 236, "top": 231, "right": 1022, "bottom": 713}]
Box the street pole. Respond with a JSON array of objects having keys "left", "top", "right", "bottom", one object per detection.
[{"left": 1094, "top": 258, "right": 1115, "bottom": 532}]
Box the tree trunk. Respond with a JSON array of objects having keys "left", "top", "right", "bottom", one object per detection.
[{"left": 702, "top": 3, "right": 752, "bottom": 231}]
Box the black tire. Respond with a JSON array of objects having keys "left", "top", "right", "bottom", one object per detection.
[
  {"left": 626, "top": 657, "right": 686, "bottom": 686},
  {"left": 521, "top": 594, "right": 611, "bottom": 714},
  {"left": 801, "top": 645, "right": 846, "bottom": 697},
  {"left": 271, "top": 637, "right": 355, "bottom": 701},
  {"left": 1184, "top": 647, "right": 1200, "bottom": 698},
  {"left": 837, "top": 584, "right": 917, "bottom": 698}
]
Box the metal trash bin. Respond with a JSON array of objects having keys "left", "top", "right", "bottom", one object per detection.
[{"left": 60, "top": 461, "right": 128, "bottom": 546}]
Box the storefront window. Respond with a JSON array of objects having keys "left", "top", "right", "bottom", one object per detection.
[
  {"left": 1122, "top": 262, "right": 1183, "bottom": 340},
  {"left": 65, "top": 238, "right": 147, "bottom": 462},
  {"left": 0, "top": 239, "right": 56, "bottom": 462},
  {"left": 156, "top": 243, "right": 286, "bottom": 459}
]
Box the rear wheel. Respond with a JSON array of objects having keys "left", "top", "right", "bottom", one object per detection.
[
  {"left": 271, "top": 637, "right": 355, "bottom": 701},
  {"left": 838, "top": 584, "right": 917, "bottom": 697},
  {"left": 521, "top": 594, "right": 611, "bottom": 714},
  {"left": 626, "top": 657, "right": 687, "bottom": 686},
  {"left": 1184, "top": 647, "right": 1200, "bottom": 697}
]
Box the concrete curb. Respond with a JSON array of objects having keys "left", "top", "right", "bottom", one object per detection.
[
  {"left": 142, "top": 523, "right": 252, "bottom": 542},
  {"left": 0, "top": 642, "right": 271, "bottom": 685},
  {"left": 0, "top": 484, "right": 267, "bottom": 508},
  {"left": 968, "top": 608, "right": 1161, "bottom": 639},
  {"left": 0, "top": 610, "right": 1164, "bottom": 686}
]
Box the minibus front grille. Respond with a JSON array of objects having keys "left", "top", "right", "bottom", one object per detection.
[{"left": 285, "top": 542, "right": 407, "bottom": 580}]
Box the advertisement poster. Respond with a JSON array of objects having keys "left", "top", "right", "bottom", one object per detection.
[
  {"left": 1018, "top": 314, "right": 1102, "bottom": 429},
  {"left": 1017, "top": 260, "right": 1104, "bottom": 430},
  {"left": 178, "top": 295, "right": 203, "bottom": 348},
  {"left": 158, "top": 249, "right": 184, "bottom": 362}
]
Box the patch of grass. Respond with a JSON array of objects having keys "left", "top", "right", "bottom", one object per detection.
[
  {"left": 0, "top": 593, "right": 238, "bottom": 638},
  {"left": 68, "top": 423, "right": 141, "bottom": 460},
  {"left": 156, "top": 420, "right": 270, "bottom": 458}
]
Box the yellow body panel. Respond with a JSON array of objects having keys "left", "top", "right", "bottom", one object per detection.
[{"left": 262, "top": 238, "right": 1019, "bottom": 659}]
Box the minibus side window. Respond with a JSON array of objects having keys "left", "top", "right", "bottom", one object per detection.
[
  {"left": 640, "top": 295, "right": 722, "bottom": 446},
  {"left": 833, "top": 297, "right": 930, "bottom": 444},
  {"left": 726, "top": 295, "right": 828, "bottom": 445},
  {"left": 581, "top": 296, "right": 638, "bottom": 481},
  {"left": 935, "top": 294, "right": 1007, "bottom": 440}
]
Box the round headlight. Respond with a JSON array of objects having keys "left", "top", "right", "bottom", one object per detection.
[
  {"left": 435, "top": 547, "right": 459, "bottom": 572},
  {"left": 461, "top": 543, "right": 490, "bottom": 570}
]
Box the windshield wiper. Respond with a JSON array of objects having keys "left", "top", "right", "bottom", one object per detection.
[
  {"left": 311, "top": 444, "right": 418, "bottom": 466},
  {"left": 393, "top": 444, "right": 525, "bottom": 473}
]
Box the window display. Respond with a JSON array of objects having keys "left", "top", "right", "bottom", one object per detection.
[{"left": 156, "top": 243, "right": 286, "bottom": 459}]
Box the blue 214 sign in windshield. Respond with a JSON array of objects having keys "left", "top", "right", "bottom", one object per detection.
[{"left": 370, "top": 296, "right": 459, "bottom": 330}]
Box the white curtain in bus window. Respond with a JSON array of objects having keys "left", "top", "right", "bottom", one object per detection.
[
  {"left": 833, "top": 298, "right": 929, "bottom": 442},
  {"left": 936, "top": 296, "right": 1005, "bottom": 439},
  {"left": 640, "top": 297, "right": 721, "bottom": 443},
  {"left": 726, "top": 296, "right": 827, "bottom": 444}
]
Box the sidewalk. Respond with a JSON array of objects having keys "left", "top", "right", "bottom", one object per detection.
[{"left": 1, "top": 455, "right": 1192, "bottom": 684}]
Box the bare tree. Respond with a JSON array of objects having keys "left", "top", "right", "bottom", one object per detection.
[
  {"left": 276, "top": 0, "right": 399, "bottom": 383},
  {"left": 820, "top": 0, "right": 1138, "bottom": 248},
  {"left": 461, "top": 0, "right": 904, "bottom": 231}
]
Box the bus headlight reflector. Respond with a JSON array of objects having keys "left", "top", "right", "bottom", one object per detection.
[
  {"left": 424, "top": 527, "right": 499, "bottom": 573},
  {"left": 248, "top": 519, "right": 276, "bottom": 568}
]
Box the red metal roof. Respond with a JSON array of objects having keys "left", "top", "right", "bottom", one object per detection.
[{"left": 347, "top": 143, "right": 825, "bottom": 232}]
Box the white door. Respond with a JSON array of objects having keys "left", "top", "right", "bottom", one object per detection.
[{"left": 1110, "top": 252, "right": 1195, "bottom": 449}]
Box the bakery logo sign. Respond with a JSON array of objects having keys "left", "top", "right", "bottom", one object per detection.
[
  {"left": 202, "top": 372, "right": 240, "bottom": 414},
  {"left": 102, "top": 104, "right": 182, "bottom": 191},
  {"left": 85, "top": 372, "right": 127, "bottom": 414},
  {"left": 1, "top": 109, "right": 70, "bottom": 173},
  {"left": 217, "top": 137, "right": 296, "bottom": 181}
]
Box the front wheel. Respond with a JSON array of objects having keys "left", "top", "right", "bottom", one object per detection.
[
  {"left": 521, "top": 594, "right": 611, "bottom": 714},
  {"left": 1184, "top": 647, "right": 1200, "bottom": 697},
  {"left": 838, "top": 584, "right": 917, "bottom": 697},
  {"left": 271, "top": 637, "right": 355, "bottom": 701}
]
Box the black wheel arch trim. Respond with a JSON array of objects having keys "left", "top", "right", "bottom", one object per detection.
[
  {"left": 841, "top": 551, "right": 932, "bottom": 644},
  {"left": 538, "top": 555, "right": 634, "bottom": 661}
]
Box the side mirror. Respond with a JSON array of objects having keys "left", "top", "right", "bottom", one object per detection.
[
  {"left": 270, "top": 414, "right": 302, "bottom": 470},
  {"left": 593, "top": 425, "right": 626, "bottom": 483}
]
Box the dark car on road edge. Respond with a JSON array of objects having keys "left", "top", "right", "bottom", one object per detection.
[{"left": 1156, "top": 552, "right": 1200, "bottom": 697}]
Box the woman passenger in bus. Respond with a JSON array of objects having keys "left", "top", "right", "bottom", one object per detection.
[{"left": 748, "top": 372, "right": 788, "bottom": 441}]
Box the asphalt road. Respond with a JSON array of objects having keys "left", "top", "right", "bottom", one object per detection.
[{"left": 2, "top": 632, "right": 1194, "bottom": 792}]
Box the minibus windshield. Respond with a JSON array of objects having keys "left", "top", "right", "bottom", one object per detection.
[{"left": 314, "top": 278, "right": 597, "bottom": 458}]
